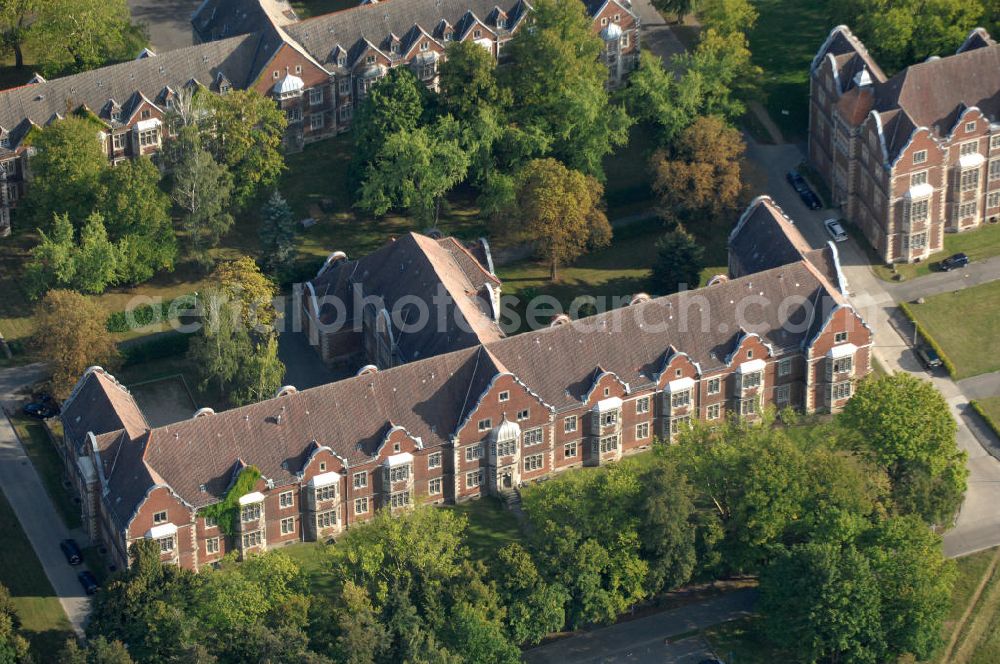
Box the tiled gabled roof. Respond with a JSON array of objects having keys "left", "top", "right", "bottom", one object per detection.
[
  {"left": 728, "top": 195, "right": 814, "bottom": 276},
  {"left": 61, "top": 368, "right": 148, "bottom": 451}
]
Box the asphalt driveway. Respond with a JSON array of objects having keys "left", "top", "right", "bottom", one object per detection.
[{"left": 128, "top": 0, "right": 200, "bottom": 53}]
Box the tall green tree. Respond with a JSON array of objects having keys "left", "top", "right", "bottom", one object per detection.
[
  {"left": 438, "top": 40, "right": 509, "bottom": 119},
  {"left": 650, "top": 227, "right": 705, "bottom": 295},
  {"left": 352, "top": 68, "right": 428, "bottom": 171},
  {"left": 24, "top": 116, "right": 108, "bottom": 230},
  {"left": 357, "top": 116, "right": 470, "bottom": 228},
  {"left": 60, "top": 637, "right": 136, "bottom": 664},
  {"left": 625, "top": 51, "right": 704, "bottom": 146},
  {"left": 697, "top": 0, "right": 758, "bottom": 34},
  {"left": 31, "top": 0, "right": 146, "bottom": 77},
  {"left": 0, "top": 585, "right": 30, "bottom": 663},
  {"left": 653, "top": 0, "right": 697, "bottom": 23},
  {"left": 171, "top": 141, "right": 234, "bottom": 267},
  {"left": 0, "top": 0, "right": 38, "bottom": 68},
  {"left": 491, "top": 543, "right": 567, "bottom": 645},
  {"left": 760, "top": 542, "right": 886, "bottom": 664},
  {"left": 503, "top": 0, "right": 632, "bottom": 177},
  {"left": 98, "top": 157, "right": 177, "bottom": 284},
  {"left": 25, "top": 212, "right": 78, "bottom": 297},
  {"left": 502, "top": 158, "right": 612, "bottom": 281},
  {"left": 74, "top": 212, "right": 120, "bottom": 294},
  {"left": 841, "top": 373, "right": 967, "bottom": 525},
  {"left": 204, "top": 90, "right": 287, "bottom": 208},
  {"left": 258, "top": 191, "right": 298, "bottom": 278},
  {"left": 188, "top": 294, "right": 249, "bottom": 396},
  {"left": 675, "top": 28, "right": 761, "bottom": 121},
  {"left": 230, "top": 334, "right": 285, "bottom": 407},
  {"left": 636, "top": 461, "right": 699, "bottom": 593}
]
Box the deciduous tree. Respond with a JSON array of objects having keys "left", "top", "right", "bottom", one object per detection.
[
  {"left": 0, "top": 585, "right": 30, "bottom": 663},
  {"left": 31, "top": 0, "right": 146, "bottom": 77},
  {"left": 351, "top": 68, "right": 428, "bottom": 171},
  {"left": 171, "top": 140, "right": 234, "bottom": 267},
  {"left": 652, "top": 0, "right": 697, "bottom": 23},
  {"left": 438, "top": 40, "right": 509, "bottom": 119},
  {"left": 491, "top": 543, "right": 567, "bottom": 645},
  {"left": 697, "top": 0, "right": 758, "bottom": 34},
  {"left": 625, "top": 51, "right": 704, "bottom": 146},
  {"left": 0, "top": 0, "right": 38, "bottom": 69},
  {"left": 505, "top": 158, "right": 612, "bottom": 281},
  {"left": 25, "top": 213, "right": 78, "bottom": 297},
  {"left": 31, "top": 289, "right": 119, "bottom": 399},
  {"left": 675, "top": 28, "right": 760, "bottom": 121},
  {"left": 650, "top": 227, "right": 705, "bottom": 295},
  {"left": 74, "top": 212, "right": 120, "bottom": 294}
]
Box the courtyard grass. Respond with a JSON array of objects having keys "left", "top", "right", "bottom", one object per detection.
[
  {"left": 7, "top": 414, "right": 80, "bottom": 530},
  {"left": 444, "top": 496, "right": 521, "bottom": 562},
  {"left": 902, "top": 280, "right": 1000, "bottom": 379},
  {"left": 702, "top": 616, "right": 786, "bottom": 663},
  {"left": 290, "top": 0, "right": 357, "bottom": 19},
  {"left": 942, "top": 547, "right": 1000, "bottom": 664},
  {"left": 747, "top": 0, "right": 830, "bottom": 142},
  {"left": 0, "top": 489, "right": 74, "bottom": 659}
]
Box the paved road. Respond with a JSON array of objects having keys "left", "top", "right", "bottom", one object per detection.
[
  {"left": 958, "top": 373, "right": 1000, "bottom": 402},
  {"left": 0, "top": 366, "right": 90, "bottom": 635},
  {"left": 743, "top": 139, "right": 1000, "bottom": 558},
  {"left": 888, "top": 255, "right": 1000, "bottom": 302},
  {"left": 0, "top": 363, "right": 47, "bottom": 401},
  {"left": 631, "top": 0, "right": 688, "bottom": 68},
  {"left": 522, "top": 590, "right": 756, "bottom": 664},
  {"left": 128, "top": 0, "right": 199, "bottom": 53}
]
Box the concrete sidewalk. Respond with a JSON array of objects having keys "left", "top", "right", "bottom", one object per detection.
[
  {"left": 0, "top": 400, "right": 90, "bottom": 636},
  {"left": 522, "top": 590, "right": 756, "bottom": 664}
]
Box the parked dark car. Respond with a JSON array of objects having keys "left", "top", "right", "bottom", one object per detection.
[
  {"left": 939, "top": 252, "right": 970, "bottom": 271},
  {"left": 786, "top": 170, "right": 822, "bottom": 209},
  {"left": 917, "top": 346, "right": 943, "bottom": 369},
  {"left": 22, "top": 400, "right": 59, "bottom": 419},
  {"left": 77, "top": 570, "right": 99, "bottom": 595},
  {"left": 60, "top": 539, "right": 82, "bottom": 566}
]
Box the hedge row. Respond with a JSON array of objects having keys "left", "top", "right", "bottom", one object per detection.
[
  {"left": 120, "top": 332, "right": 191, "bottom": 367},
  {"left": 971, "top": 401, "right": 1000, "bottom": 442},
  {"left": 897, "top": 302, "right": 958, "bottom": 379},
  {"left": 107, "top": 296, "right": 197, "bottom": 333}
]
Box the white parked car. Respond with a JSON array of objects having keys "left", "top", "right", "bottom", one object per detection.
[{"left": 824, "top": 218, "right": 848, "bottom": 242}]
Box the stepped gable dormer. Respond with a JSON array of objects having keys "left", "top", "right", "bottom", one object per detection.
[
  {"left": 957, "top": 27, "right": 995, "bottom": 54},
  {"left": 436, "top": 19, "right": 454, "bottom": 42},
  {"left": 329, "top": 44, "right": 347, "bottom": 68},
  {"left": 488, "top": 6, "right": 509, "bottom": 29},
  {"left": 103, "top": 99, "right": 122, "bottom": 123},
  {"left": 456, "top": 10, "right": 493, "bottom": 42},
  {"left": 385, "top": 32, "right": 402, "bottom": 56},
  {"left": 214, "top": 72, "right": 232, "bottom": 93},
  {"left": 654, "top": 346, "right": 702, "bottom": 389}
]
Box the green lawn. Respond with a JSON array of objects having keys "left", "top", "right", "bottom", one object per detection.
[
  {"left": 0, "top": 490, "right": 74, "bottom": 658},
  {"left": 748, "top": 0, "right": 830, "bottom": 142},
  {"left": 282, "top": 541, "right": 337, "bottom": 595},
  {"left": 7, "top": 415, "right": 80, "bottom": 530},
  {"left": 872, "top": 222, "right": 1000, "bottom": 282},
  {"left": 444, "top": 496, "right": 522, "bottom": 562},
  {"left": 977, "top": 397, "right": 1000, "bottom": 428},
  {"left": 702, "top": 617, "right": 786, "bottom": 663},
  {"left": 945, "top": 548, "right": 1000, "bottom": 664},
  {"left": 290, "top": 0, "right": 356, "bottom": 19},
  {"left": 904, "top": 281, "right": 1000, "bottom": 379}
]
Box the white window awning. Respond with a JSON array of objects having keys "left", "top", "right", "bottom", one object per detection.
[
  {"left": 667, "top": 377, "right": 695, "bottom": 393},
  {"left": 135, "top": 118, "right": 162, "bottom": 132},
  {"left": 146, "top": 523, "right": 177, "bottom": 539},
  {"left": 385, "top": 452, "right": 414, "bottom": 467},
  {"left": 737, "top": 359, "right": 766, "bottom": 374},
  {"left": 238, "top": 491, "right": 265, "bottom": 506},
  {"left": 904, "top": 182, "right": 934, "bottom": 200},
  {"left": 308, "top": 471, "right": 341, "bottom": 488},
  {"left": 959, "top": 152, "right": 985, "bottom": 169},
  {"left": 595, "top": 396, "right": 623, "bottom": 412},
  {"left": 827, "top": 343, "right": 858, "bottom": 359}
]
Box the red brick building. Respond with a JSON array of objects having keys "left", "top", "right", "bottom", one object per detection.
[
  {"left": 59, "top": 197, "right": 871, "bottom": 571},
  {"left": 809, "top": 26, "right": 1000, "bottom": 263},
  {"left": 0, "top": 0, "right": 640, "bottom": 237}
]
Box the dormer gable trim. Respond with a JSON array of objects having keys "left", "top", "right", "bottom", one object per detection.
[
  {"left": 581, "top": 367, "right": 630, "bottom": 405},
  {"left": 453, "top": 369, "right": 554, "bottom": 438},
  {"left": 724, "top": 330, "right": 775, "bottom": 366}
]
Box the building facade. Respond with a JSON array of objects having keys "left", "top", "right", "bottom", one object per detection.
[
  {"left": 59, "top": 197, "right": 872, "bottom": 571},
  {"left": 809, "top": 26, "right": 1000, "bottom": 263},
  {"left": 0, "top": 0, "right": 640, "bottom": 236}
]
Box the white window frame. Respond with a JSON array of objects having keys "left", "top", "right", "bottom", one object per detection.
[
  {"left": 316, "top": 510, "right": 336, "bottom": 529},
  {"left": 240, "top": 503, "right": 261, "bottom": 523},
  {"left": 707, "top": 403, "right": 721, "bottom": 420},
  {"left": 309, "top": 87, "right": 323, "bottom": 105},
  {"left": 158, "top": 536, "right": 175, "bottom": 553},
  {"left": 466, "top": 469, "right": 484, "bottom": 489},
  {"left": 499, "top": 390, "right": 509, "bottom": 402},
  {"left": 478, "top": 418, "right": 492, "bottom": 432},
  {"left": 913, "top": 150, "right": 927, "bottom": 164},
  {"left": 242, "top": 530, "right": 263, "bottom": 548},
  {"left": 564, "top": 415, "right": 577, "bottom": 433},
  {"left": 707, "top": 377, "right": 721, "bottom": 395},
  {"left": 465, "top": 444, "right": 483, "bottom": 461},
  {"left": 429, "top": 478, "right": 442, "bottom": 495},
  {"left": 279, "top": 491, "right": 294, "bottom": 508},
  {"left": 354, "top": 497, "right": 369, "bottom": 514},
  {"left": 428, "top": 452, "right": 441, "bottom": 469},
  {"left": 524, "top": 454, "right": 543, "bottom": 472},
  {"left": 310, "top": 113, "right": 325, "bottom": 131},
  {"left": 390, "top": 491, "right": 410, "bottom": 508},
  {"left": 636, "top": 422, "right": 650, "bottom": 440},
  {"left": 388, "top": 465, "right": 410, "bottom": 483},
  {"left": 523, "top": 428, "right": 543, "bottom": 446},
  {"left": 775, "top": 384, "right": 791, "bottom": 405},
  {"left": 636, "top": 396, "right": 650, "bottom": 414},
  {"left": 564, "top": 441, "right": 578, "bottom": 458},
  {"left": 280, "top": 516, "right": 295, "bottom": 535},
  {"left": 516, "top": 408, "right": 529, "bottom": 421},
  {"left": 315, "top": 484, "right": 336, "bottom": 502},
  {"left": 960, "top": 140, "right": 979, "bottom": 156},
  {"left": 353, "top": 471, "right": 367, "bottom": 489},
  {"left": 153, "top": 510, "right": 167, "bottom": 524},
  {"left": 206, "top": 537, "right": 220, "bottom": 554},
  {"left": 778, "top": 358, "right": 792, "bottom": 377},
  {"left": 671, "top": 390, "right": 690, "bottom": 408}
]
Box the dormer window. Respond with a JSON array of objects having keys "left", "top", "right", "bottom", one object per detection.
[
  {"left": 366, "top": 55, "right": 376, "bottom": 64},
  {"left": 966, "top": 121, "right": 976, "bottom": 133},
  {"left": 474, "top": 29, "right": 482, "bottom": 38},
  {"left": 1, "top": 135, "right": 10, "bottom": 149},
  {"left": 140, "top": 109, "right": 151, "bottom": 120},
  {"left": 111, "top": 108, "right": 121, "bottom": 122},
  {"left": 338, "top": 55, "right": 346, "bottom": 66},
  {"left": 444, "top": 31, "right": 454, "bottom": 41},
  {"left": 391, "top": 42, "right": 400, "bottom": 54},
  {"left": 913, "top": 150, "right": 927, "bottom": 164},
  {"left": 497, "top": 17, "right": 506, "bottom": 28},
  {"left": 420, "top": 41, "right": 429, "bottom": 51}
]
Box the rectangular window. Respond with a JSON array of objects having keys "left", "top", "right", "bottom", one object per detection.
[
  {"left": 354, "top": 497, "right": 369, "bottom": 514},
  {"left": 564, "top": 415, "right": 577, "bottom": 433},
  {"left": 832, "top": 381, "right": 852, "bottom": 400},
  {"left": 158, "top": 536, "right": 174, "bottom": 553},
  {"left": 960, "top": 141, "right": 979, "bottom": 156},
  {"left": 516, "top": 409, "right": 529, "bottom": 421},
  {"left": 742, "top": 372, "right": 762, "bottom": 390},
  {"left": 353, "top": 472, "right": 367, "bottom": 489},
  {"left": 524, "top": 454, "right": 543, "bottom": 472},
  {"left": 909, "top": 199, "right": 929, "bottom": 224},
  {"left": 420, "top": 41, "right": 430, "bottom": 51},
  {"left": 138, "top": 128, "right": 158, "bottom": 147},
  {"left": 478, "top": 418, "right": 492, "bottom": 432},
  {"left": 991, "top": 160, "right": 1000, "bottom": 181},
  {"left": 309, "top": 88, "right": 323, "bottom": 105},
  {"left": 428, "top": 452, "right": 441, "bottom": 469},
  {"left": 315, "top": 485, "right": 336, "bottom": 502},
  {"left": 636, "top": 422, "right": 650, "bottom": 440},
  {"left": 670, "top": 416, "right": 691, "bottom": 435},
  {"left": 775, "top": 384, "right": 791, "bottom": 405},
  {"left": 707, "top": 377, "right": 721, "bottom": 395},
  {"left": 338, "top": 79, "right": 350, "bottom": 95},
  {"left": 280, "top": 517, "right": 295, "bottom": 535},
  {"left": 310, "top": 113, "right": 325, "bottom": 130},
  {"left": 671, "top": 390, "right": 691, "bottom": 408},
  {"left": 910, "top": 170, "right": 927, "bottom": 186},
  {"left": 206, "top": 537, "right": 220, "bottom": 554},
  {"left": 636, "top": 396, "right": 650, "bottom": 414},
  {"left": 832, "top": 356, "right": 853, "bottom": 375},
  {"left": 835, "top": 331, "right": 849, "bottom": 343},
  {"left": 316, "top": 510, "right": 336, "bottom": 529},
  {"left": 388, "top": 465, "right": 410, "bottom": 483},
  {"left": 205, "top": 516, "right": 217, "bottom": 529},
  {"left": 778, "top": 358, "right": 792, "bottom": 376},
  {"left": 966, "top": 121, "right": 977, "bottom": 133},
  {"left": 153, "top": 511, "right": 167, "bottom": 524},
  {"left": 242, "top": 531, "right": 262, "bottom": 548},
  {"left": 499, "top": 390, "right": 509, "bottom": 402},
  {"left": 913, "top": 150, "right": 927, "bottom": 164},
  {"left": 988, "top": 191, "right": 1000, "bottom": 209},
  {"left": 960, "top": 169, "right": 980, "bottom": 192},
  {"left": 474, "top": 29, "right": 482, "bottom": 38},
  {"left": 112, "top": 133, "right": 125, "bottom": 150},
  {"left": 741, "top": 399, "right": 757, "bottom": 416},
  {"left": 564, "top": 441, "right": 578, "bottom": 458},
  {"left": 959, "top": 201, "right": 977, "bottom": 219},
  {"left": 523, "top": 428, "right": 543, "bottom": 446},
  {"left": 991, "top": 135, "right": 1000, "bottom": 150},
  {"left": 465, "top": 444, "right": 483, "bottom": 461},
  {"left": 466, "top": 470, "right": 483, "bottom": 488},
  {"left": 601, "top": 411, "right": 618, "bottom": 427},
  {"left": 599, "top": 435, "right": 618, "bottom": 453},
  {"left": 429, "top": 478, "right": 442, "bottom": 495},
  {"left": 910, "top": 232, "right": 927, "bottom": 249},
  {"left": 240, "top": 504, "right": 261, "bottom": 523},
  {"left": 707, "top": 403, "right": 721, "bottom": 420},
  {"left": 279, "top": 491, "right": 294, "bottom": 508},
  {"left": 286, "top": 107, "right": 302, "bottom": 122},
  {"left": 496, "top": 439, "right": 517, "bottom": 457},
  {"left": 390, "top": 491, "right": 411, "bottom": 508}
]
